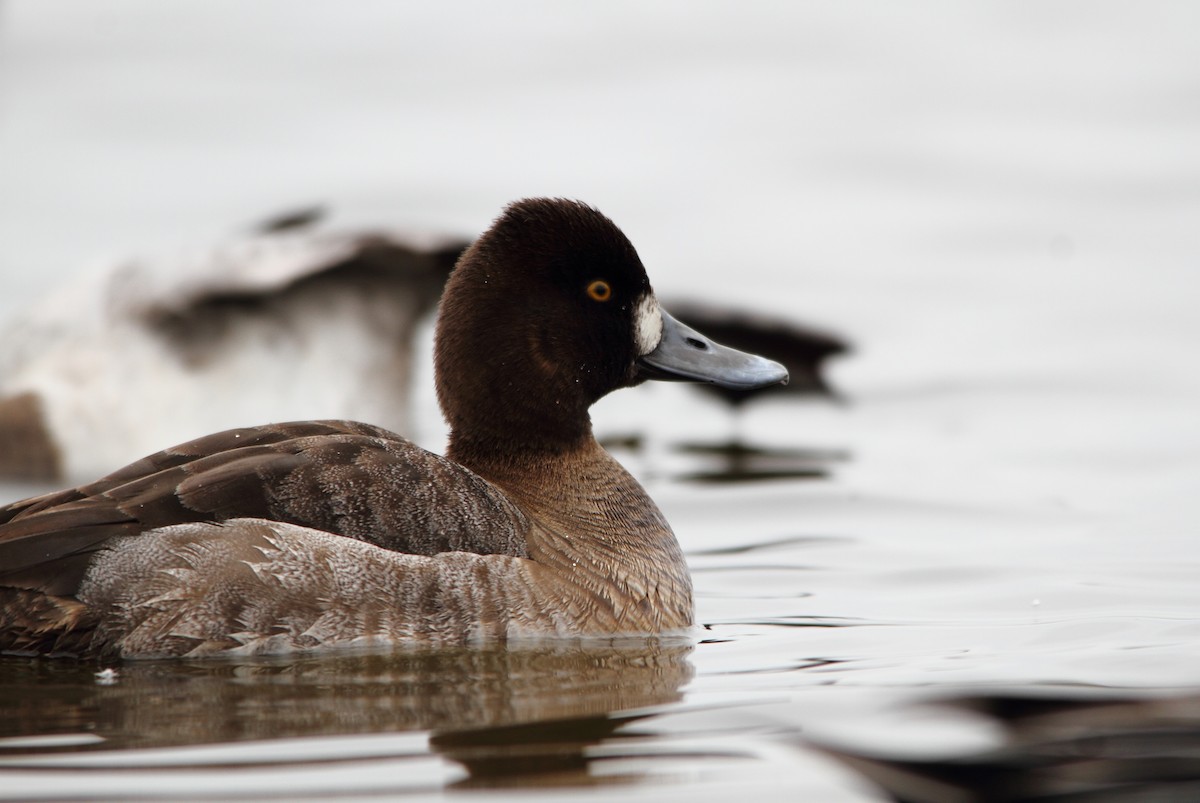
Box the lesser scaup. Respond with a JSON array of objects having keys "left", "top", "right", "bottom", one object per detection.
[{"left": 0, "top": 198, "right": 786, "bottom": 658}]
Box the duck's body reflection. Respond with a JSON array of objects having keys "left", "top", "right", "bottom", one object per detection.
[{"left": 2, "top": 640, "right": 693, "bottom": 785}]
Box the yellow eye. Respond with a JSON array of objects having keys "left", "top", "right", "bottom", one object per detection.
[{"left": 587, "top": 280, "right": 612, "bottom": 302}]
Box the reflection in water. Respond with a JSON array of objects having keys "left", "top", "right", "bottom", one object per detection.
[
  {"left": 1, "top": 640, "right": 694, "bottom": 747},
  {"left": 689, "top": 534, "right": 852, "bottom": 557},
  {"left": 674, "top": 441, "right": 849, "bottom": 484},
  {"left": 435, "top": 710, "right": 646, "bottom": 789},
  {"left": 601, "top": 433, "right": 850, "bottom": 483},
  {"left": 0, "top": 640, "right": 694, "bottom": 786}
]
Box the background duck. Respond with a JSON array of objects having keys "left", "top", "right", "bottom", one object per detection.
[
  {"left": 0, "top": 218, "right": 467, "bottom": 482},
  {"left": 816, "top": 690, "right": 1200, "bottom": 801}
]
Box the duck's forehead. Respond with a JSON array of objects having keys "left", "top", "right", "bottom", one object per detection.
[{"left": 633, "top": 291, "right": 663, "bottom": 356}]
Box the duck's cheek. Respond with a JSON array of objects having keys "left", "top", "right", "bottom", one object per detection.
[
  {"left": 527, "top": 326, "right": 561, "bottom": 378},
  {"left": 633, "top": 293, "right": 663, "bottom": 356}
]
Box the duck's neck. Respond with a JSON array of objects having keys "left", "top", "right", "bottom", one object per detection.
[{"left": 447, "top": 434, "right": 694, "bottom": 631}]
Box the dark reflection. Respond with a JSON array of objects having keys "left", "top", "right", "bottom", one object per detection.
[
  {"left": 704, "top": 615, "right": 866, "bottom": 630},
  {"left": 600, "top": 433, "right": 849, "bottom": 484},
  {"left": 434, "top": 710, "right": 646, "bottom": 789},
  {"left": 690, "top": 534, "right": 852, "bottom": 557},
  {"left": 674, "top": 441, "right": 849, "bottom": 484},
  {"left": 0, "top": 639, "right": 694, "bottom": 787}
]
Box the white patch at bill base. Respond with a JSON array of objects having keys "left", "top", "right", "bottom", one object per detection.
[{"left": 633, "top": 293, "right": 663, "bottom": 356}]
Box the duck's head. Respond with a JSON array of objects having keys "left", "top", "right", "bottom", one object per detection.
[{"left": 435, "top": 198, "right": 787, "bottom": 454}]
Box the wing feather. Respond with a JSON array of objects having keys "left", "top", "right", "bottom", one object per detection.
[{"left": 0, "top": 421, "right": 529, "bottom": 596}]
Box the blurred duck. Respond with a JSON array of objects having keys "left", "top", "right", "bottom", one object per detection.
[
  {"left": 0, "top": 217, "right": 468, "bottom": 481},
  {"left": 820, "top": 691, "right": 1200, "bottom": 801}
]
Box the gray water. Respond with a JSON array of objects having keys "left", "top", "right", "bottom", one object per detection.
[{"left": 2, "top": 2, "right": 1199, "bottom": 799}]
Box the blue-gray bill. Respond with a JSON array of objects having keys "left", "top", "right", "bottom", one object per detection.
[{"left": 637, "top": 309, "right": 790, "bottom": 391}]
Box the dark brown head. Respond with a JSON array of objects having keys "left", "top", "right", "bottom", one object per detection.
[{"left": 434, "top": 199, "right": 787, "bottom": 458}]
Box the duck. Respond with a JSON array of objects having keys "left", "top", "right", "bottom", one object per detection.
[
  {"left": 816, "top": 690, "right": 1200, "bottom": 802},
  {"left": 0, "top": 198, "right": 787, "bottom": 659},
  {"left": 0, "top": 217, "right": 468, "bottom": 482}
]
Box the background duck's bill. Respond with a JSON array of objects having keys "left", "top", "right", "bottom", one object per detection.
[{"left": 637, "top": 310, "right": 789, "bottom": 391}]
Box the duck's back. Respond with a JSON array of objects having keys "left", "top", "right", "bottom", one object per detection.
[{"left": 0, "top": 421, "right": 531, "bottom": 597}]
